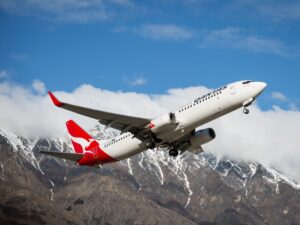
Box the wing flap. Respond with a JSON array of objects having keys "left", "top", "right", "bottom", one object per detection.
[{"left": 40, "top": 151, "right": 84, "bottom": 161}]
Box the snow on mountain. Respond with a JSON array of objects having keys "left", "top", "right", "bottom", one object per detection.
[
  {"left": 1, "top": 126, "right": 299, "bottom": 201},
  {"left": 1, "top": 127, "right": 300, "bottom": 225}
]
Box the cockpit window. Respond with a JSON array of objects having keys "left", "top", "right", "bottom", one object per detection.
[{"left": 242, "top": 80, "right": 254, "bottom": 84}]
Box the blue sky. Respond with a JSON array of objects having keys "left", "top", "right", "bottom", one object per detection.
[
  {"left": 0, "top": 0, "right": 300, "bottom": 109},
  {"left": 1, "top": 1, "right": 300, "bottom": 181}
]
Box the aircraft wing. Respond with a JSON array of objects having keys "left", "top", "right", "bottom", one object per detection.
[{"left": 48, "top": 91, "right": 151, "bottom": 133}]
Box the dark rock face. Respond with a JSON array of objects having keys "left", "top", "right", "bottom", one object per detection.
[{"left": 0, "top": 131, "right": 299, "bottom": 225}]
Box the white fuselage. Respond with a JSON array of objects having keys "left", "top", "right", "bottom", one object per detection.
[{"left": 100, "top": 81, "right": 267, "bottom": 161}]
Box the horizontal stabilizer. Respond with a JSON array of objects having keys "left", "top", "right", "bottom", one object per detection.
[{"left": 40, "top": 151, "right": 84, "bottom": 161}]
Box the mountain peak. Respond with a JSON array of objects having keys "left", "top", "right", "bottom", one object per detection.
[{"left": 0, "top": 129, "right": 299, "bottom": 225}]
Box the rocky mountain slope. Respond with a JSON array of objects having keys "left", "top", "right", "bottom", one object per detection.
[{"left": 0, "top": 128, "right": 299, "bottom": 225}]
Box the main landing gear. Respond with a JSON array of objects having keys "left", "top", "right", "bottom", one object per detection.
[
  {"left": 145, "top": 141, "right": 155, "bottom": 149},
  {"left": 169, "top": 148, "right": 179, "bottom": 157},
  {"left": 243, "top": 107, "right": 250, "bottom": 114}
]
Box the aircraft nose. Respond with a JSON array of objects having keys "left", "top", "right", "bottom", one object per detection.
[
  {"left": 255, "top": 81, "right": 267, "bottom": 96},
  {"left": 259, "top": 82, "right": 268, "bottom": 91},
  {"left": 258, "top": 82, "right": 267, "bottom": 91}
]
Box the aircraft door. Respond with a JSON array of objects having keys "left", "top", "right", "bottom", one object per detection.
[{"left": 229, "top": 84, "right": 236, "bottom": 95}]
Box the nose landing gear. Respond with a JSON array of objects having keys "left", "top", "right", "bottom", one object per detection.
[
  {"left": 243, "top": 108, "right": 250, "bottom": 114},
  {"left": 242, "top": 98, "right": 254, "bottom": 115}
]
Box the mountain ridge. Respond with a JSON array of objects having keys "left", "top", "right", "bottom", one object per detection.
[{"left": 0, "top": 128, "right": 299, "bottom": 225}]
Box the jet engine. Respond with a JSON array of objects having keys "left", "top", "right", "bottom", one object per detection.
[
  {"left": 150, "top": 113, "right": 178, "bottom": 133},
  {"left": 190, "top": 128, "right": 216, "bottom": 146}
]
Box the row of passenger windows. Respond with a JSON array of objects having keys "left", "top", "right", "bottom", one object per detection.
[
  {"left": 178, "top": 90, "right": 222, "bottom": 113},
  {"left": 104, "top": 133, "right": 132, "bottom": 148},
  {"left": 105, "top": 89, "right": 224, "bottom": 147}
]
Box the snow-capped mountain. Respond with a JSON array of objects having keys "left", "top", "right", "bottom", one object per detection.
[{"left": 0, "top": 128, "right": 299, "bottom": 225}]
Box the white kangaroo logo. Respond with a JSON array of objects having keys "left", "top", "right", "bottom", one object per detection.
[{"left": 71, "top": 136, "right": 95, "bottom": 153}]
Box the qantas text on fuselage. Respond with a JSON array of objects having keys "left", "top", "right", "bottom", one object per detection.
[{"left": 40, "top": 80, "right": 267, "bottom": 166}]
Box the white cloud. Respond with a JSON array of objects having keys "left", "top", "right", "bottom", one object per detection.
[
  {"left": 135, "top": 24, "right": 195, "bottom": 41},
  {"left": 0, "top": 80, "right": 300, "bottom": 183},
  {"left": 116, "top": 24, "right": 293, "bottom": 57},
  {"left": 0, "top": 0, "right": 134, "bottom": 23},
  {"left": 124, "top": 76, "right": 147, "bottom": 87},
  {"left": 207, "top": 106, "right": 300, "bottom": 184},
  {"left": 271, "top": 91, "right": 288, "bottom": 102},
  {"left": 130, "top": 78, "right": 147, "bottom": 86},
  {"left": 270, "top": 92, "right": 298, "bottom": 110},
  {"left": 0, "top": 81, "right": 208, "bottom": 138},
  {"left": 32, "top": 79, "right": 46, "bottom": 95},
  {"left": 200, "top": 27, "right": 289, "bottom": 57},
  {"left": 231, "top": 0, "right": 300, "bottom": 22},
  {"left": 289, "top": 103, "right": 298, "bottom": 111},
  {"left": 258, "top": 2, "right": 300, "bottom": 21},
  {"left": 0, "top": 70, "right": 9, "bottom": 79}
]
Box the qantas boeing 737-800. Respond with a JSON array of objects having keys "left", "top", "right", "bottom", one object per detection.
[{"left": 40, "top": 80, "right": 267, "bottom": 166}]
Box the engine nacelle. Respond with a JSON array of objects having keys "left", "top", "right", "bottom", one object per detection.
[
  {"left": 190, "top": 128, "right": 216, "bottom": 146},
  {"left": 150, "top": 113, "right": 177, "bottom": 133}
]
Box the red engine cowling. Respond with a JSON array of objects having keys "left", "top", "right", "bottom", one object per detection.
[{"left": 190, "top": 128, "right": 216, "bottom": 146}]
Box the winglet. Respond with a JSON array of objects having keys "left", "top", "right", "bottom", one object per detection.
[{"left": 48, "top": 91, "right": 64, "bottom": 107}]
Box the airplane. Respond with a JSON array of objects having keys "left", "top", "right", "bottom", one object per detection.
[{"left": 40, "top": 80, "right": 267, "bottom": 166}]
